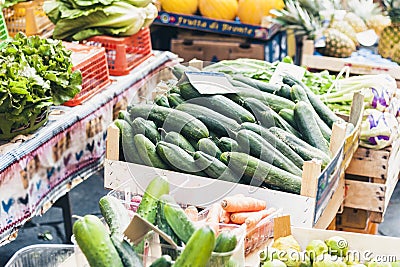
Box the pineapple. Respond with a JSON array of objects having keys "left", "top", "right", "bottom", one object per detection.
[
  {"left": 344, "top": 12, "right": 368, "bottom": 32},
  {"left": 378, "top": 0, "right": 400, "bottom": 59},
  {"left": 392, "top": 42, "right": 400, "bottom": 63},
  {"left": 366, "top": 15, "right": 391, "bottom": 36},
  {"left": 330, "top": 20, "right": 358, "bottom": 44},
  {"left": 317, "top": 28, "right": 356, "bottom": 58}
]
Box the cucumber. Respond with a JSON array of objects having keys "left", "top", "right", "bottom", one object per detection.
[
  {"left": 220, "top": 152, "right": 302, "bottom": 194},
  {"left": 129, "top": 104, "right": 209, "bottom": 140},
  {"left": 99, "top": 195, "right": 131, "bottom": 235},
  {"left": 174, "top": 226, "right": 215, "bottom": 267},
  {"left": 278, "top": 109, "right": 297, "bottom": 129},
  {"left": 235, "top": 129, "right": 303, "bottom": 176},
  {"left": 239, "top": 123, "right": 304, "bottom": 169},
  {"left": 164, "top": 202, "right": 196, "bottom": 244},
  {"left": 277, "top": 84, "right": 291, "bottom": 99},
  {"left": 154, "top": 94, "right": 170, "bottom": 108},
  {"left": 232, "top": 74, "right": 281, "bottom": 94},
  {"left": 149, "top": 255, "right": 173, "bottom": 267},
  {"left": 176, "top": 103, "right": 240, "bottom": 137},
  {"left": 131, "top": 117, "right": 161, "bottom": 145},
  {"left": 283, "top": 74, "right": 343, "bottom": 127},
  {"left": 118, "top": 110, "right": 133, "bottom": 125},
  {"left": 134, "top": 134, "right": 169, "bottom": 169},
  {"left": 137, "top": 176, "right": 170, "bottom": 224},
  {"left": 110, "top": 234, "right": 143, "bottom": 267},
  {"left": 193, "top": 151, "right": 240, "bottom": 183},
  {"left": 164, "top": 131, "right": 195, "bottom": 152},
  {"left": 243, "top": 98, "right": 302, "bottom": 138},
  {"left": 269, "top": 127, "right": 331, "bottom": 168},
  {"left": 290, "top": 85, "right": 332, "bottom": 141},
  {"left": 114, "top": 119, "right": 143, "bottom": 164},
  {"left": 179, "top": 82, "right": 201, "bottom": 100},
  {"left": 198, "top": 138, "right": 222, "bottom": 159},
  {"left": 210, "top": 230, "right": 238, "bottom": 266},
  {"left": 156, "top": 141, "right": 204, "bottom": 173},
  {"left": 73, "top": 215, "right": 123, "bottom": 267},
  {"left": 217, "top": 137, "right": 239, "bottom": 152},
  {"left": 294, "top": 101, "right": 330, "bottom": 155},
  {"left": 172, "top": 64, "right": 199, "bottom": 80},
  {"left": 167, "top": 93, "right": 185, "bottom": 108},
  {"left": 168, "top": 85, "right": 180, "bottom": 95}
]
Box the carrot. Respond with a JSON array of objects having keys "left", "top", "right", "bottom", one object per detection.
[
  {"left": 206, "top": 203, "right": 223, "bottom": 233},
  {"left": 184, "top": 206, "right": 198, "bottom": 222},
  {"left": 220, "top": 209, "right": 230, "bottom": 224},
  {"left": 221, "top": 196, "right": 266, "bottom": 213},
  {"left": 230, "top": 208, "right": 276, "bottom": 225}
]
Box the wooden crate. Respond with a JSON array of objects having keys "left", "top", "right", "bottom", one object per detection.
[
  {"left": 301, "top": 39, "right": 400, "bottom": 87},
  {"left": 336, "top": 207, "right": 379, "bottom": 235},
  {"left": 344, "top": 137, "right": 400, "bottom": 222}
]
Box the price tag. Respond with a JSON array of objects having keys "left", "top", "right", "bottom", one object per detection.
[
  {"left": 269, "top": 62, "right": 306, "bottom": 85},
  {"left": 178, "top": 71, "right": 240, "bottom": 95},
  {"left": 357, "top": 29, "right": 378, "bottom": 47}
]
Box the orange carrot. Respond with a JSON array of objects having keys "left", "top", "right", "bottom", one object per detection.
[
  {"left": 221, "top": 196, "right": 266, "bottom": 213},
  {"left": 220, "top": 209, "right": 230, "bottom": 224},
  {"left": 206, "top": 203, "right": 223, "bottom": 233},
  {"left": 184, "top": 206, "right": 198, "bottom": 222},
  {"left": 230, "top": 208, "right": 276, "bottom": 225}
]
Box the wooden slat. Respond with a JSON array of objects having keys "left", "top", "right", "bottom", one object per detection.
[
  {"left": 300, "top": 160, "right": 321, "bottom": 198},
  {"left": 346, "top": 146, "right": 390, "bottom": 179},
  {"left": 106, "top": 124, "right": 119, "bottom": 161},
  {"left": 273, "top": 216, "right": 292, "bottom": 239},
  {"left": 343, "top": 180, "right": 386, "bottom": 212}
]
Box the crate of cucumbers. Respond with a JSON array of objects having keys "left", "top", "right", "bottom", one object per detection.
[{"left": 104, "top": 57, "right": 362, "bottom": 229}]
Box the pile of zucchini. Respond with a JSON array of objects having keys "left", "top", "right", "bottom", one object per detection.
[{"left": 113, "top": 64, "right": 346, "bottom": 195}]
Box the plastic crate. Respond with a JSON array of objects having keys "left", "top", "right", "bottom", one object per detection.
[
  {"left": 5, "top": 244, "right": 74, "bottom": 267},
  {"left": 83, "top": 28, "right": 153, "bottom": 76},
  {"left": 3, "top": 0, "right": 54, "bottom": 38},
  {"left": 62, "top": 42, "right": 111, "bottom": 106},
  {"left": 0, "top": 10, "right": 9, "bottom": 46}
]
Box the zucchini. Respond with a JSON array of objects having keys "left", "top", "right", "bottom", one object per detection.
[
  {"left": 129, "top": 104, "right": 209, "bottom": 140},
  {"left": 137, "top": 176, "right": 170, "bottom": 224},
  {"left": 220, "top": 152, "right": 302, "bottom": 194},
  {"left": 193, "top": 151, "right": 240, "bottom": 183},
  {"left": 198, "top": 138, "right": 222, "bottom": 159},
  {"left": 294, "top": 101, "right": 330, "bottom": 155},
  {"left": 176, "top": 103, "right": 240, "bottom": 137},
  {"left": 118, "top": 110, "right": 133, "bottom": 125},
  {"left": 110, "top": 234, "right": 143, "bottom": 267},
  {"left": 278, "top": 109, "right": 297, "bottom": 129},
  {"left": 235, "top": 129, "right": 303, "bottom": 176},
  {"left": 131, "top": 117, "right": 161, "bottom": 145},
  {"left": 99, "top": 195, "right": 131, "bottom": 235},
  {"left": 149, "top": 255, "right": 173, "bottom": 267},
  {"left": 269, "top": 127, "right": 331, "bottom": 168},
  {"left": 156, "top": 141, "right": 204, "bottom": 174},
  {"left": 232, "top": 74, "right": 281, "bottom": 94},
  {"left": 164, "top": 202, "right": 196, "bottom": 244},
  {"left": 167, "top": 93, "right": 185, "bottom": 108},
  {"left": 114, "top": 119, "right": 143, "bottom": 164},
  {"left": 174, "top": 226, "right": 215, "bottom": 267},
  {"left": 283, "top": 74, "right": 343, "bottom": 127},
  {"left": 154, "top": 94, "right": 170, "bottom": 108},
  {"left": 217, "top": 137, "right": 239, "bottom": 152},
  {"left": 134, "top": 134, "right": 169, "bottom": 169},
  {"left": 290, "top": 85, "right": 332, "bottom": 141},
  {"left": 164, "top": 131, "right": 195, "bottom": 152},
  {"left": 73, "top": 215, "right": 123, "bottom": 267}
]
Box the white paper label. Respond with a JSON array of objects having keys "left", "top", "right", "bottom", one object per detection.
[
  {"left": 269, "top": 62, "right": 306, "bottom": 85},
  {"left": 179, "top": 72, "right": 240, "bottom": 95},
  {"left": 356, "top": 29, "right": 378, "bottom": 47}
]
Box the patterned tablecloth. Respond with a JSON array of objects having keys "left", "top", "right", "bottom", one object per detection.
[{"left": 0, "top": 51, "right": 177, "bottom": 244}]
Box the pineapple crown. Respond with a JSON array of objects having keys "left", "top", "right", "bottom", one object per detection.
[
  {"left": 384, "top": 0, "right": 400, "bottom": 22},
  {"left": 347, "top": 0, "right": 384, "bottom": 21}
]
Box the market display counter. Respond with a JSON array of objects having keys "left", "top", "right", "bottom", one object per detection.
[{"left": 0, "top": 51, "right": 177, "bottom": 245}]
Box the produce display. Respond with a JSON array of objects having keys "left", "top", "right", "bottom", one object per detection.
[
  {"left": 2, "top": 0, "right": 27, "bottom": 7},
  {"left": 43, "top": 0, "right": 158, "bottom": 40}
]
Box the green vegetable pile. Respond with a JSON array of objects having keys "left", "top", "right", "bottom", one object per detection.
[
  {"left": 0, "top": 33, "right": 81, "bottom": 135},
  {"left": 44, "top": 0, "right": 158, "bottom": 41},
  {"left": 2, "top": 0, "right": 27, "bottom": 8}
]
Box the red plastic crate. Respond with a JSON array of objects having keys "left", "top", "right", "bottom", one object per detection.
[
  {"left": 83, "top": 28, "right": 153, "bottom": 76},
  {"left": 62, "top": 42, "right": 111, "bottom": 106}
]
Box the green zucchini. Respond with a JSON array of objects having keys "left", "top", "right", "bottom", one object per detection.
[
  {"left": 198, "top": 138, "right": 222, "bottom": 159},
  {"left": 73, "top": 215, "right": 123, "bottom": 267},
  {"left": 164, "top": 202, "right": 196, "bottom": 244},
  {"left": 131, "top": 117, "right": 161, "bottom": 145},
  {"left": 129, "top": 104, "right": 209, "bottom": 140},
  {"left": 239, "top": 123, "right": 304, "bottom": 170},
  {"left": 137, "top": 176, "right": 170, "bottom": 224},
  {"left": 164, "top": 131, "right": 195, "bottom": 152},
  {"left": 220, "top": 152, "right": 302, "bottom": 194},
  {"left": 217, "top": 137, "right": 239, "bottom": 152},
  {"left": 235, "top": 129, "right": 303, "bottom": 176},
  {"left": 290, "top": 85, "right": 332, "bottom": 141},
  {"left": 294, "top": 101, "right": 330, "bottom": 155},
  {"left": 149, "top": 255, "right": 173, "bottom": 267},
  {"left": 232, "top": 74, "right": 281, "bottom": 94},
  {"left": 134, "top": 134, "right": 169, "bottom": 169},
  {"left": 278, "top": 109, "right": 297, "bottom": 129},
  {"left": 110, "top": 234, "right": 143, "bottom": 267},
  {"left": 114, "top": 119, "right": 143, "bottom": 164},
  {"left": 174, "top": 226, "right": 215, "bottom": 267},
  {"left": 99, "top": 195, "right": 131, "bottom": 235},
  {"left": 176, "top": 103, "right": 240, "bottom": 137},
  {"left": 167, "top": 93, "right": 185, "bottom": 108},
  {"left": 154, "top": 94, "right": 170, "bottom": 108},
  {"left": 118, "top": 110, "right": 133, "bottom": 126},
  {"left": 193, "top": 151, "right": 240, "bottom": 183},
  {"left": 269, "top": 127, "right": 330, "bottom": 168}
]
